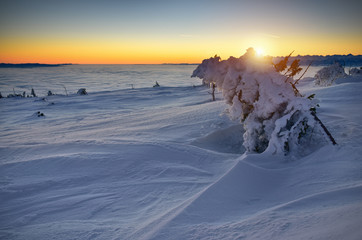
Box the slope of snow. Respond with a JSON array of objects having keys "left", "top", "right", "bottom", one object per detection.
[{"left": 1, "top": 74, "right": 362, "bottom": 239}]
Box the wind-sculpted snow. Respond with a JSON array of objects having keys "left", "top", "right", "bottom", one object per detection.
[
  {"left": 146, "top": 146, "right": 362, "bottom": 240},
  {"left": 0, "top": 69, "right": 362, "bottom": 239},
  {"left": 191, "top": 124, "right": 245, "bottom": 154}
]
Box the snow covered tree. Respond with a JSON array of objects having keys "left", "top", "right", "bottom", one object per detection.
[
  {"left": 349, "top": 67, "right": 362, "bottom": 76},
  {"left": 192, "top": 48, "right": 334, "bottom": 155},
  {"left": 314, "top": 62, "right": 346, "bottom": 86}
]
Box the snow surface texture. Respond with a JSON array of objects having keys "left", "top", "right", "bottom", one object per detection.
[
  {"left": 1, "top": 69, "right": 362, "bottom": 239},
  {"left": 191, "top": 49, "right": 324, "bottom": 155}
]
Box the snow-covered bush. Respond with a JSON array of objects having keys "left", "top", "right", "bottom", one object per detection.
[
  {"left": 192, "top": 48, "right": 326, "bottom": 154},
  {"left": 349, "top": 67, "right": 362, "bottom": 76},
  {"left": 314, "top": 62, "right": 346, "bottom": 86}
]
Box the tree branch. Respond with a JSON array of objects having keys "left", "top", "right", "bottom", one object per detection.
[{"left": 311, "top": 111, "right": 337, "bottom": 145}]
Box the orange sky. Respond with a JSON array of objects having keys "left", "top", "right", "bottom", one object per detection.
[{"left": 1, "top": 0, "right": 361, "bottom": 64}]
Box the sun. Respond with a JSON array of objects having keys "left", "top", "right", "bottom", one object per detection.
[{"left": 255, "top": 47, "right": 265, "bottom": 57}]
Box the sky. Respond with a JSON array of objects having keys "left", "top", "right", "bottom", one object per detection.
[{"left": 0, "top": 0, "right": 361, "bottom": 64}]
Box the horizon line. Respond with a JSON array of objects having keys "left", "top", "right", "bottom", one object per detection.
[{"left": 2, "top": 53, "right": 362, "bottom": 66}]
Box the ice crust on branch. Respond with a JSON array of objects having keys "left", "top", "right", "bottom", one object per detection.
[{"left": 192, "top": 48, "right": 323, "bottom": 154}]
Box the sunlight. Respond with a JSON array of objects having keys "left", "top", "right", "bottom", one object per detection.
[{"left": 255, "top": 47, "right": 265, "bottom": 57}]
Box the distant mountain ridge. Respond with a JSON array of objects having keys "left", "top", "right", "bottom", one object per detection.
[
  {"left": 272, "top": 54, "right": 362, "bottom": 66},
  {"left": 162, "top": 55, "right": 362, "bottom": 66},
  {"left": 0, "top": 63, "right": 72, "bottom": 68}
]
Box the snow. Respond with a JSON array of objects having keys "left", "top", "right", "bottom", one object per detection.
[{"left": 1, "top": 66, "right": 362, "bottom": 239}]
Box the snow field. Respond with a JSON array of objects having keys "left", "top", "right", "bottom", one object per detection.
[
  {"left": 1, "top": 73, "right": 362, "bottom": 239},
  {"left": 0, "top": 86, "right": 238, "bottom": 239}
]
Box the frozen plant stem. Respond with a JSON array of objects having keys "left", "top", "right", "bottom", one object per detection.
[
  {"left": 209, "top": 83, "right": 216, "bottom": 101},
  {"left": 62, "top": 85, "right": 68, "bottom": 96},
  {"left": 295, "top": 62, "right": 313, "bottom": 85}
]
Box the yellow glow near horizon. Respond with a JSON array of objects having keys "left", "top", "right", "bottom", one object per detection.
[
  {"left": 0, "top": 35, "right": 221, "bottom": 64},
  {"left": 1, "top": 33, "right": 361, "bottom": 64},
  {"left": 0, "top": 36, "right": 199, "bottom": 64}
]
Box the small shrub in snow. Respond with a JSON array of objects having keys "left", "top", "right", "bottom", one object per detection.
[
  {"left": 31, "top": 88, "right": 37, "bottom": 97},
  {"left": 153, "top": 81, "right": 160, "bottom": 87},
  {"left": 7, "top": 93, "right": 23, "bottom": 98},
  {"left": 77, "top": 88, "right": 88, "bottom": 95},
  {"left": 314, "top": 62, "right": 346, "bottom": 86},
  {"left": 35, "top": 111, "right": 45, "bottom": 117},
  {"left": 192, "top": 48, "right": 334, "bottom": 155}
]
